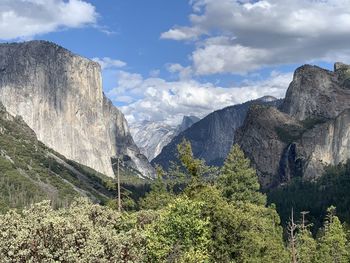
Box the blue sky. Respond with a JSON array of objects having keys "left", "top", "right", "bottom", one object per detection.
[{"left": 0, "top": 0, "right": 348, "bottom": 125}]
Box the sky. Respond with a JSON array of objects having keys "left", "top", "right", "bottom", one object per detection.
[{"left": 0, "top": 0, "right": 348, "bottom": 125}]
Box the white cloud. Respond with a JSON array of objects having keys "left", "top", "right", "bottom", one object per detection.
[
  {"left": 107, "top": 69, "right": 293, "bottom": 125},
  {"left": 162, "top": 0, "right": 350, "bottom": 74},
  {"left": 92, "top": 57, "right": 126, "bottom": 70},
  {"left": 166, "top": 63, "right": 193, "bottom": 80},
  {"left": 0, "top": 0, "right": 97, "bottom": 40},
  {"left": 193, "top": 43, "right": 269, "bottom": 75},
  {"left": 160, "top": 26, "right": 203, "bottom": 40}
]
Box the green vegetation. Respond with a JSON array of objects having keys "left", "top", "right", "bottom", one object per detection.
[
  {"left": 218, "top": 144, "right": 266, "bottom": 205},
  {"left": 0, "top": 105, "right": 117, "bottom": 212},
  {"left": 0, "top": 199, "right": 148, "bottom": 262},
  {"left": 1, "top": 128, "right": 350, "bottom": 262},
  {"left": 268, "top": 160, "right": 350, "bottom": 231}
]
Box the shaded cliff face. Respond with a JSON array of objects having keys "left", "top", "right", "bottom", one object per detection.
[
  {"left": 176, "top": 116, "right": 200, "bottom": 134},
  {"left": 0, "top": 41, "right": 154, "bottom": 178},
  {"left": 236, "top": 63, "right": 350, "bottom": 189},
  {"left": 235, "top": 106, "right": 301, "bottom": 188},
  {"left": 152, "top": 97, "right": 281, "bottom": 170}
]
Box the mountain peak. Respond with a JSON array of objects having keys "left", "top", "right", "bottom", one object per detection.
[
  {"left": 257, "top": 96, "right": 278, "bottom": 103},
  {"left": 334, "top": 62, "right": 350, "bottom": 72}
]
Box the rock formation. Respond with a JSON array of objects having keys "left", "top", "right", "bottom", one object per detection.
[
  {"left": 0, "top": 40, "right": 154, "bottom": 178},
  {"left": 236, "top": 63, "right": 350, "bottom": 189},
  {"left": 152, "top": 97, "right": 281, "bottom": 169},
  {"left": 131, "top": 115, "right": 200, "bottom": 161},
  {"left": 0, "top": 101, "right": 115, "bottom": 209}
]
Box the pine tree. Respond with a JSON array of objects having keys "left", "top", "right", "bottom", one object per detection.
[
  {"left": 217, "top": 144, "right": 265, "bottom": 205},
  {"left": 140, "top": 165, "right": 173, "bottom": 210},
  {"left": 177, "top": 139, "right": 205, "bottom": 178},
  {"left": 317, "top": 206, "right": 349, "bottom": 263},
  {"left": 296, "top": 228, "right": 317, "bottom": 263},
  {"left": 176, "top": 139, "right": 218, "bottom": 196}
]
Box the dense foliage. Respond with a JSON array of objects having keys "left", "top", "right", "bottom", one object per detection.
[
  {"left": 0, "top": 139, "right": 350, "bottom": 262},
  {"left": 268, "top": 160, "right": 350, "bottom": 231}
]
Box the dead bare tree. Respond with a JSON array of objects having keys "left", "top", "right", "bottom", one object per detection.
[{"left": 288, "top": 208, "right": 298, "bottom": 263}]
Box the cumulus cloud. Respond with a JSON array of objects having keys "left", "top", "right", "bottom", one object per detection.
[
  {"left": 0, "top": 0, "right": 97, "bottom": 40},
  {"left": 107, "top": 70, "right": 293, "bottom": 125},
  {"left": 92, "top": 57, "right": 126, "bottom": 70},
  {"left": 166, "top": 63, "right": 193, "bottom": 80},
  {"left": 162, "top": 0, "right": 350, "bottom": 74},
  {"left": 160, "top": 26, "right": 203, "bottom": 40}
]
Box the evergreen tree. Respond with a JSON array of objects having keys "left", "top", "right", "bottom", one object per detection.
[
  {"left": 218, "top": 144, "right": 265, "bottom": 205},
  {"left": 191, "top": 185, "right": 288, "bottom": 263},
  {"left": 296, "top": 228, "right": 317, "bottom": 263},
  {"left": 317, "top": 206, "right": 349, "bottom": 263},
  {"left": 145, "top": 197, "right": 211, "bottom": 263},
  {"left": 139, "top": 165, "right": 174, "bottom": 210},
  {"left": 177, "top": 139, "right": 212, "bottom": 179},
  {"left": 176, "top": 139, "right": 218, "bottom": 196}
]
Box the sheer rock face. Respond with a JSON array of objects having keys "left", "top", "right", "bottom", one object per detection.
[
  {"left": 235, "top": 106, "right": 300, "bottom": 189},
  {"left": 0, "top": 41, "right": 154, "bottom": 178},
  {"left": 281, "top": 64, "right": 350, "bottom": 120},
  {"left": 299, "top": 109, "right": 350, "bottom": 180},
  {"left": 152, "top": 97, "right": 281, "bottom": 170},
  {"left": 236, "top": 63, "right": 350, "bottom": 189}
]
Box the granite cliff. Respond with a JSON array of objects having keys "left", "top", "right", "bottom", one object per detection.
[
  {"left": 0, "top": 102, "right": 115, "bottom": 211},
  {"left": 152, "top": 96, "right": 281, "bottom": 169},
  {"left": 0, "top": 41, "right": 154, "bottom": 178},
  {"left": 236, "top": 63, "right": 350, "bottom": 189}
]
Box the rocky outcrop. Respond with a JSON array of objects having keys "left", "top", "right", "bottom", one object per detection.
[
  {"left": 131, "top": 116, "right": 200, "bottom": 161},
  {"left": 235, "top": 105, "right": 302, "bottom": 188},
  {"left": 176, "top": 116, "right": 200, "bottom": 134},
  {"left": 152, "top": 97, "right": 281, "bottom": 169},
  {"left": 0, "top": 41, "right": 154, "bottom": 178},
  {"left": 281, "top": 64, "right": 350, "bottom": 120},
  {"left": 236, "top": 63, "right": 350, "bottom": 189},
  {"left": 299, "top": 109, "right": 350, "bottom": 180}
]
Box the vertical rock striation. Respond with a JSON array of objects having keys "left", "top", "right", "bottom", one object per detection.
[
  {"left": 0, "top": 40, "right": 154, "bottom": 178},
  {"left": 236, "top": 63, "right": 350, "bottom": 189}
]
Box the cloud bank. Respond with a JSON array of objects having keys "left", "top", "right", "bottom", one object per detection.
[
  {"left": 106, "top": 70, "right": 293, "bottom": 125},
  {"left": 0, "top": 0, "right": 97, "bottom": 40},
  {"left": 162, "top": 0, "right": 350, "bottom": 74}
]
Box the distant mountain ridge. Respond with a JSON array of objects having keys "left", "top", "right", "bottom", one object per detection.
[
  {"left": 152, "top": 96, "right": 281, "bottom": 169},
  {"left": 0, "top": 40, "right": 154, "bottom": 178},
  {"left": 131, "top": 115, "right": 200, "bottom": 161}
]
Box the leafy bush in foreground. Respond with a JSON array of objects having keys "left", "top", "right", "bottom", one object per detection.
[{"left": 0, "top": 198, "right": 147, "bottom": 263}]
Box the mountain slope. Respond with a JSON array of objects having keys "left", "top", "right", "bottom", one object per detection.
[
  {"left": 236, "top": 63, "right": 350, "bottom": 189},
  {"left": 0, "top": 102, "right": 116, "bottom": 212},
  {"left": 152, "top": 96, "right": 281, "bottom": 169},
  {"left": 131, "top": 115, "right": 200, "bottom": 161},
  {"left": 0, "top": 40, "right": 154, "bottom": 178}
]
